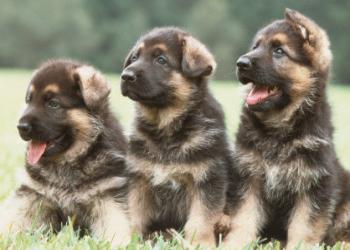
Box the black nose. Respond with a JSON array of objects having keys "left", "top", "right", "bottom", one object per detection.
[
  {"left": 121, "top": 70, "right": 136, "bottom": 83},
  {"left": 17, "top": 122, "right": 32, "bottom": 135},
  {"left": 236, "top": 56, "right": 252, "bottom": 70}
]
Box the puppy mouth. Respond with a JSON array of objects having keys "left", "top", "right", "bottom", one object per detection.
[
  {"left": 27, "top": 134, "right": 65, "bottom": 165},
  {"left": 121, "top": 82, "right": 143, "bottom": 101},
  {"left": 246, "top": 82, "right": 282, "bottom": 106},
  {"left": 122, "top": 88, "right": 146, "bottom": 103},
  {"left": 122, "top": 84, "right": 168, "bottom": 107}
]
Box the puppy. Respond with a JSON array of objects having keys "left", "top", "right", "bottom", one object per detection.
[
  {"left": 120, "top": 27, "right": 233, "bottom": 247},
  {"left": 223, "top": 9, "right": 350, "bottom": 249},
  {"left": 0, "top": 59, "right": 131, "bottom": 246}
]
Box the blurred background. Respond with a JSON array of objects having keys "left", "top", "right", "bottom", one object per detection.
[
  {"left": 0, "top": 1, "right": 350, "bottom": 199},
  {"left": 0, "top": 0, "right": 349, "bottom": 83}
]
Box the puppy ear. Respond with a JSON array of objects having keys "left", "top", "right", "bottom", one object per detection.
[
  {"left": 284, "top": 8, "right": 332, "bottom": 71},
  {"left": 73, "top": 66, "right": 110, "bottom": 109},
  {"left": 181, "top": 35, "right": 216, "bottom": 78},
  {"left": 284, "top": 8, "right": 319, "bottom": 47}
]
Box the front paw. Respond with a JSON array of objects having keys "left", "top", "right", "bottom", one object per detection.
[
  {"left": 184, "top": 226, "right": 216, "bottom": 248},
  {"left": 222, "top": 231, "right": 257, "bottom": 250},
  {"left": 286, "top": 241, "right": 315, "bottom": 250}
]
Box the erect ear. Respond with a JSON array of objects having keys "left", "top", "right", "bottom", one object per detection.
[
  {"left": 284, "top": 8, "right": 319, "bottom": 47},
  {"left": 181, "top": 35, "right": 217, "bottom": 78},
  {"left": 73, "top": 65, "right": 110, "bottom": 109}
]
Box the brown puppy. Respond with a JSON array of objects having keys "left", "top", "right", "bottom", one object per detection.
[
  {"left": 0, "top": 59, "right": 130, "bottom": 246},
  {"left": 222, "top": 9, "right": 350, "bottom": 249},
  {"left": 121, "top": 27, "right": 233, "bottom": 247}
]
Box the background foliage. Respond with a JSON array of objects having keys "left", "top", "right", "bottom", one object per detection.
[{"left": 0, "top": 0, "right": 349, "bottom": 83}]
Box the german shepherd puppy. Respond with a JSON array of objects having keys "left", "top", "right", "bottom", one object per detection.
[
  {"left": 223, "top": 9, "right": 350, "bottom": 249},
  {"left": 0, "top": 59, "right": 130, "bottom": 246},
  {"left": 120, "top": 27, "right": 233, "bottom": 247}
]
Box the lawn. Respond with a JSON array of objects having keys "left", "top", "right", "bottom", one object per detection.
[{"left": 0, "top": 69, "right": 349, "bottom": 249}]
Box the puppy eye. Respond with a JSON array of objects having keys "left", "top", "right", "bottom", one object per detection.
[
  {"left": 47, "top": 99, "right": 61, "bottom": 109},
  {"left": 156, "top": 55, "right": 167, "bottom": 65},
  {"left": 130, "top": 55, "right": 138, "bottom": 62},
  {"left": 252, "top": 43, "right": 259, "bottom": 50},
  {"left": 25, "top": 94, "right": 32, "bottom": 104},
  {"left": 273, "top": 47, "right": 285, "bottom": 57}
]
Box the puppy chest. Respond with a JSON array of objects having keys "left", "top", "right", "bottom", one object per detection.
[
  {"left": 237, "top": 148, "right": 327, "bottom": 197},
  {"left": 127, "top": 155, "right": 210, "bottom": 187},
  {"left": 263, "top": 161, "right": 328, "bottom": 198},
  {"left": 148, "top": 185, "right": 189, "bottom": 231}
]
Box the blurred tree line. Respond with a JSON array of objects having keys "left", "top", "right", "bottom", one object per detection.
[{"left": 0, "top": 0, "right": 349, "bottom": 83}]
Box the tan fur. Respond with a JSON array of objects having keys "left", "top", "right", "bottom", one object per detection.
[
  {"left": 272, "top": 33, "right": 289, "bottom": 44},
  {"left": 0, "top": 193, "right": 37, "bottom": 233},
  {"left": 292, "top": 135, "right": 329, "bottom": 150},
  {"left": 254, "top": 61, "right": 315, "bottom": 127},
  {"left": 184, "top": 192, "right": 218, "bottom": 247},
  {"left": 215, "top": 214, "right": 232, "bottom": 242},
  {"left": 327, "top": 202, "right": 350, "bottom": 244},
  {"left": 128, "top": 178, "right": 154, "bottom": 235},
  {"left": 74, "top": 66, "right": 110, "bottom": 108},
  {"left": 0, "top": 191, "right": 60, "bottom": 234},
  {"left": 182, "top": 35, "right": 217, "bottom": 74},
  {"left": 151, "top": 43, "right": 168, "bottom": 52},
  {"left": 285, "top": 9, "right": 332, "bottom": 72},
  {"left": 19, "top": 170, "right": 126, "bottom": 207},
  {"left": 181, "top": 127, "right": 222, "bottom": 154},
  {"left": 287, "top": 65, "right": 314, "bottom": 97},
  {"left": 91, "top": 198, "right": 131, "bottom": 247},
  {"left": 223, "top": 187, "right": 265, "bottom": 249},
  {"left": 287, "top": 198, "right": 330, "bottom": 250},
  {"left": 137, "top": 42, "right": 145, "bottom": 51},
  {"left": 137, "top": 72, "right": 194, "bottom": 129},
  {"left": 62, "top": 108, "right": 102, "bottom": 162},
  {"left": 235, "top": 144, "right": 330, "bottom": 199},
  {"left": 28, "top": 84, "right": 35, "bottom": 93},
  {"left": 270, "top": 33, "right": 298, "bottom": 59},
  {"left": 135, "top": 113, "right": 222, "bottom": 159},
  {"left": 265, "top": 160, "right": 329, "bottom": 197},
  {"left": 43, "top": 84, "right": 60, "bottom": 93},
  {"left": 127, "top": 155, "right": 210, "bottom": 186},
  {"left": 254, "top": 35, "right": 265, "bottom": 44}
]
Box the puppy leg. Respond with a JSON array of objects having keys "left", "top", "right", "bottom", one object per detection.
[
  {"left": 91, "top": 198, "right": 131, "bottom": 247},
  {"left": 223, "top": 187, "right": 265, "bottom": 249},
  {"left": 185, "top": 174, "right": 226, "bottom": 248},
  {"left": 0, "top": 187, "right": 60, "bottom": 234},
  {"left": 184, "top": 195, "right": 218, "bottom": 247},
  {"left": 325, "top": 201, "right": 350, "bottom": 244},
  {"left": 286, "top": 197, "right": 330, "bottom": 250},
  {"left": 128, "top": 179, "right": 153, "bottom": 237}
]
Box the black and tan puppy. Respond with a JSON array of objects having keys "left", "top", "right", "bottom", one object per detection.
[
  {"left": 223, "top": 9, "right": 350, "bottom": 249},
  {"left": 121, "top": 27, "right": 233, "bottom": 247},
  {"left": 0, "top": 59, "right": 130, "bottom": 246}
]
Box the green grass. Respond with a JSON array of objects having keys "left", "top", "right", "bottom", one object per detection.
[{"left": 0, "top": 69, "right": 349, "bottom": 249}]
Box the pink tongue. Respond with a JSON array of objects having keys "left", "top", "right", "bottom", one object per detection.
[
  {"left": 27, "top": 141, "right": 47, "bottom": 165},
  {"left": 246, "top": 86, "right": 270, "bottom": 105}
]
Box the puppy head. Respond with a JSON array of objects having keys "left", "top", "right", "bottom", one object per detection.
[
  {"left": 236, "top": 9, "right": 331, "bottom": 114},
  {"left": 120, "top": 27, "right": 216, "bottom": 108},
  {"left": 18, "top": 59, "right": 109, "bottom": 165}
]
